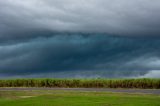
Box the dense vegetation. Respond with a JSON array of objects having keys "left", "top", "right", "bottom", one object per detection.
[{"left": 0, "top": 78, "right": 160, "bottom": 89}]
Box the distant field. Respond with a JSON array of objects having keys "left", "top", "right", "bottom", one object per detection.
[
  {"left": 0, "top": 90, "right": 160, "bottom": 106},
  {"left": 0, "top": 78, "right": 160, "bottom": 89}
]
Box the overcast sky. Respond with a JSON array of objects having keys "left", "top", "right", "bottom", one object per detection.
[{"left": 0, "top": 0, "right": 160, "bottom": 78}]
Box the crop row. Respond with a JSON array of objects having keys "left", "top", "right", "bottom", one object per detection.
[{"left": 0, "top": 78, "right": 159, "bottom": 89}]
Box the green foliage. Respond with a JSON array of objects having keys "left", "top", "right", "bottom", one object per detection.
[{"left": 0, "top": 78, "right": 160, "bottom": 88}]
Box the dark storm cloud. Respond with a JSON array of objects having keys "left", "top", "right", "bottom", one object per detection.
[
  {"left": 0, "top": 0, "right": 160, "bottom": 42},
  {"left": 0, "top": 34, "right": 160, "bottom": 77},
  {"left": 0, "top": 0, "right": 160, "bottom": 78}
]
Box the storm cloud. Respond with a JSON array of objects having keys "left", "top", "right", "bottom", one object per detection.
[
  {"left": 1, "top": 0, "right": 160, "bottom": 41},
  {"left": 0, "top": 0, "right": 160, "bottom": 78},
  {"left": 0, "top": 34, "right": 160, "bottom": 77}
]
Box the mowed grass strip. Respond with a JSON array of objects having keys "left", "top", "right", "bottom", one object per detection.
[
  {"left": 0, "top": 90, "right": 160, "bottom": 106},
  {"left": 0, "top": 78, "right": 160, "bottom": 89}
]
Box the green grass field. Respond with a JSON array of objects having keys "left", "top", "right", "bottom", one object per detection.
[{"left": 0, "top": 90, "right": 160, "bottom": 106}]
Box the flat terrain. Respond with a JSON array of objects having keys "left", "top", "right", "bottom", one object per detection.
[
  {"left": 0, "top": 87, "right": 160, "bottom": 94},
  {"left": 0, "top": 88, "right": 160, "bottom": 106}
]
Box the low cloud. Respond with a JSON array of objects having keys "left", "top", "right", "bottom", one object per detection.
[
  {"left": 0, "top": 34, "right": 160, "bottom": 78},
  {"left": 0, "top": 70, "right": 148, "bottom": 79},
  {"left": 138, "top": 70, "right": 160, "bottom": 78}
]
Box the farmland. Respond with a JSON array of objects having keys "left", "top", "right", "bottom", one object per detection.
[
  {"left": 0, "top": 78, "right": 160, "bottom": 89},
  {"left": 0, "top": 90, "right": 160, "bottom": 106},
  {"left": 0, "top": 78, "right": 160, "bottom": 106}
]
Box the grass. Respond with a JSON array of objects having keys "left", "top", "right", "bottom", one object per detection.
[
  {"left": 0, "top": 78, "right": 160, "bottom": 89},
  {"left": 0, "top": 90, "right": 160, "bottom": 106}
]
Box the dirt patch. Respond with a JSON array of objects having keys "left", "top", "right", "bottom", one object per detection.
[{"left": 19, "top": 96, "right": 36, "bottom": 98}]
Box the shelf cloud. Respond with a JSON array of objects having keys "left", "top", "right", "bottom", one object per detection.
[
  {"left": 0, "top": 34, "right": 160, "bottom": 77},
  {"left": 0, "top": 0, "right": 160, "bottom": 78}
]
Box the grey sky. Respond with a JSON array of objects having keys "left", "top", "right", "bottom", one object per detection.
[
  {"left": 0, "top": 0, "right": 160, "bottom": 41},
  {"left": 0, "top": 0, "right": 160, "bottom": 78}
]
